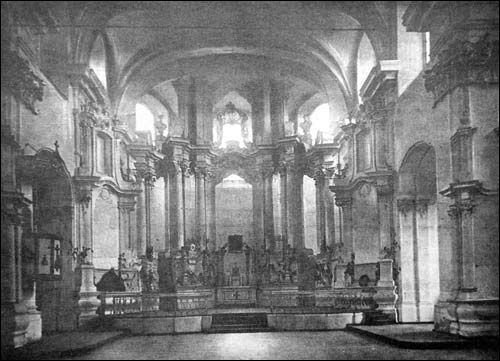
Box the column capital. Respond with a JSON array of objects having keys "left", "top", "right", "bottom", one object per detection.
[
  {"left": 335, "top": 196, "right": 352, "bottom": 208},
  {"left": 396, "top": 198, "right": 415, "bottom": 217},
  {"left": 448, "top": 199, "right": 476, "bottom": 219},
  {"left": 118, "top": 198, "right": 135, "bottom": 212},
  {"left": 260, "top": 161, "right": 276, "bottom": 179}
]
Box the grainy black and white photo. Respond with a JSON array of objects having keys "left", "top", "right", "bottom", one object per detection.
[{"left": 1, "top": 1, "right": 498, "bottom": 360}]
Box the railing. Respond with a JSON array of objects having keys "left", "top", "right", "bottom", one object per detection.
[
  {"left": 268, "top": 289, "right": 376, "bottom": 312},
  {"left": 98, "top": 292, "right": 159, "bottom": 316}
]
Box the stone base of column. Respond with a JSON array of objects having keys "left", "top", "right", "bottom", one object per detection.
[
  {"left": 434, "top": 298, "right": 499, "bottom": 337},
  {"left": 0, "top": 303, "right": 33, "bottom": 350},
  {"left": 76, "top": 264, "right": 101, "bottom": 329},
  {"left": 372, "top": 286, "right": 398, "bottom": 323},
  {"left": 400, "top": 301, "right": 418, "bottom": 322}
]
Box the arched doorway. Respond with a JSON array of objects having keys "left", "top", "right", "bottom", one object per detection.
[
  {"left": 397, "top": 142, "right": 440, "bottom": 322},
  {"left": 17, "top": 148, "right": 77, "bottom": 333}
]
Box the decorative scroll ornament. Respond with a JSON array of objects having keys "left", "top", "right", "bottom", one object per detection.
[
  {"left": 1, "top": 49, "right": 45, "bottom": 114},
  {"left": 424, "top": 34, "right": 499, "bottom": 106},
  {"left": 79, "top": 100, "right": 112, "bottom": 130}
]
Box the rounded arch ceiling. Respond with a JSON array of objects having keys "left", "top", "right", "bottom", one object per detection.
[{"left": 73, "top": 1, "right": 393, "bottom": 116}]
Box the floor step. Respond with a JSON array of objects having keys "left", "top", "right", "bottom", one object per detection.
[
  {"left": 206, "top": 327, "right": 271, "bottom": 334},
  {"left": 209, "top": 313, "right": 269, "bottom": 333}
]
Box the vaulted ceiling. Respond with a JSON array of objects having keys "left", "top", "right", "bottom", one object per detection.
[{"left": 7, "top": 1, "right": 397, "bottom": 120}]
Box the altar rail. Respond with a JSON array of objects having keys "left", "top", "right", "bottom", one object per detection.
[
  {"left": 159, "top": 291, "right": 214, "bottom": 312},
  {"left": 98, "top": 292, "right": 159, "bottom": 316},
  {"left": 268, "top": 289, "right": 377, "bottom": 312}
]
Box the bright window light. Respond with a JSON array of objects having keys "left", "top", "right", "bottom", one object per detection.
[
  {"left": 135, "top": 103, "right": 155, "bottom": 136},
  {"left": 310, "top": 103, "right": 333, "bottom": 143},
  {"left": 221, "top": 123, "right": 245, "bottom": 148},
  {"left": 425, "top": 32, "right": 431, "bottom": 64}
]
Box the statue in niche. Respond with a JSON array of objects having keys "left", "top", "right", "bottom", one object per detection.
[
  {"left": 315, "top": 130, "right": 324, "bottom": 145},
  {"left": 140, "top": 246, "right": 158, "bottom": 292},
  {"left": 284, "top": 120, "right": 295, "bottom": 136},
  {"left": 344, "top": 253, "right": 356, "bottom": 287},
  {"left": 231, "top": 263, "right": 241, "bottom": 286},
  {"left": 299, "top": 115, "right": 313, "bottom": 145},
  {"left": 315, "top": 262, "right": 332, "bottom": 288}
]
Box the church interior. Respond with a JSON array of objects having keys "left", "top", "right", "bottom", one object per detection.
[{"left": 1, "top": 1, "right": 498, "bottom": 359}]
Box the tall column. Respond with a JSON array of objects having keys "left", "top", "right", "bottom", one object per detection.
[
  {"left": 144, "top": 177, "right": 154, "bottom": 249},
  {"left": 136, "top": 181, "right": 147, "bottom": 255},
  {"left": 1, "top": 191, "right": 32, "bottom": 348},
  {"left": 262, "top": 164, "right": 275, "bottom": 249},
  {"left": 325, "top": 181, "right": 336, "bottom": 247},
  {"left": 262, "top": 79, "right": 272, "bottom": 144},
  {"left": 335, "top": 196, "right": 353, "bottom": 258},
  {"left": 163, "top": 172, "right": 170, "bottom": 252},
  {"left": 171, "top": 77, "right": 191, "bottom": 137},
  {"left": 376, "top": 185, "right": 393, "bottom": 256},
  {"left": 397, "top": 199, "right": 418, "bottom": 322},
  {"left": 252, "top": 175, "right": 264, "bottom": 248},
  {"left": 314, "top": 172, "right": 326, "bottom": 250},
  {"left": 206, "top": 173, "right": 217, "bottom": 251},
  {"left": 278, "top": 165, "right": 288, "bottom": 240},
  {"left": 194, "top": 169, "right": 205, "bottom": 240},
  {"left": 118, "top": 199, "right": 135, "bottom": 253},
  {"left": 75, "top": 185, "right": 100, "bottom": 327},
  {"left": 288, "top": 166, "right": 304, "bottom": 249},
  {"left": 168, "top": 162, "right": 185, "bottom": 250}
]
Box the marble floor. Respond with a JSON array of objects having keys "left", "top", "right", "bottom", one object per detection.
[{"left": 63, "top": 331, "right": 498, "bottom": 360}]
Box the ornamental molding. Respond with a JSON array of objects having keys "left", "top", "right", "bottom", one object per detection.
[
  {"left": 424, "top": 34, "right": 499, "bottom": 107},
  {"left": 1, "top": 49, "right": 45, "bottom": 115}
]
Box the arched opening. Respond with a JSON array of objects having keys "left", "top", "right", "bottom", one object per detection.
[
  {"left": 135, "top": 103, "right": 156, "bottom": 143},
  {"left": 397, "top": 142, "right": 440, "bottom": 322}
]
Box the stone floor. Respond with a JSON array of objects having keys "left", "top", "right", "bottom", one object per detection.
[
  {"left": 5, "top": 331, "right": 124, "bottom": 360},
  {"left": 61, "top": 331, "right": 498, "bottom": 360},
  {"left": 348, "top": 323, "right": 481, "bottom": 348}
]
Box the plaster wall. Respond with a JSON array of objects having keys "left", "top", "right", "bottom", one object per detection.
[
  {"left": 352, "top": 183, "right": 379, "bottom": 264},
  {"left": 93, "top": 188, "right": 119, "bottom": 271}
]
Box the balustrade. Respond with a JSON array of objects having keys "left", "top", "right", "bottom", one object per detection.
[{"left": 98, "top": 292, "right": 159, "bottom": 316}]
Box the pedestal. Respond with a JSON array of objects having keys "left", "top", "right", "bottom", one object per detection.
[{"left": 77, "top": 264, "right": 100, "bottom": 327}]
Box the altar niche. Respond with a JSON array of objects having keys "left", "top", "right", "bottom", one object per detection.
[{"left": 215, "top": 174, "right": 253, "bottom": 249}]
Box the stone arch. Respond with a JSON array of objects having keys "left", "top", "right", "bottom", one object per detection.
[
  {"left": 397, "top": 142, "right": 440, "bottom": 323},
  {"left": 398, "top": 142, "right": 437, "bottom": 202}
]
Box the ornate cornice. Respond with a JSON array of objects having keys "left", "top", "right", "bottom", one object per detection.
[
  {"left": 1, "top": 49, "right": 45, "bottom": 114},
  {"left": 424, "top": 34, "right": 499, "bottom": 107}
]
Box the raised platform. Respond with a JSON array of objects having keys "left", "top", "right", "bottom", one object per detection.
[{"left": 106, "top": 308, "right": 364, "bottom": 334}]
